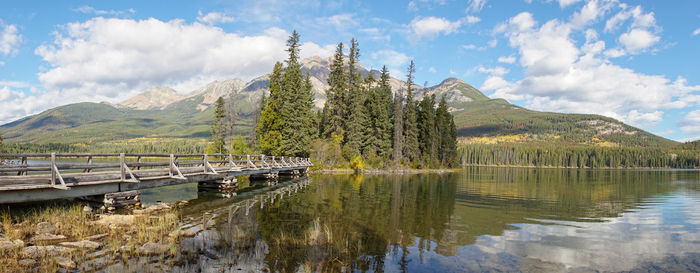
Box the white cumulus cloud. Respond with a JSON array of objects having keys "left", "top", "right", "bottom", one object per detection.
[
  {"left": 409, "top": 16, "right": 462, "bottom": 40},
  {"left": 618, "top": 28, "right": 660, "bottom": 54},
  {"left": 0, "top": 17, "right": 332, "bottom": 125},
  {"left": 477, "top": 66, "right": 509, "bottom": 76},
  {"left": 498, "top": 55, "right": 516, "bottom": 64},
  {"left": 557, "top": 0, "right": 582, "bottom": 8},
  {"left": 679, "top": 110, "right": 700, "bottom": 135},
  {"left": 483, "top": 12, "right": 700, "bottom": 130},
  {"left": 0, "top": 23, "right": 22, "bottom": 56},
  {"left": 569, "top": 0, "right": 614, "bottom": 29},
  {"left": 197, "top": 11, "right": 235, "bottom": 25},
  {"left": 466, "top": 15, "right": 481, "bottom": 24},
  {"left": 604, "top": 5, "right": 658, "bottom": 32},
  {"left": 369, "top": 49, "right": 411, "bottom": 79},
  {"left": 494, "top": 12, "right": 536, "bottom": 33}
]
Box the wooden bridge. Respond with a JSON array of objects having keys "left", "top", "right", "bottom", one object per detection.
[{"left": 0, "top": 153, "right": 312, "bottom": 206}]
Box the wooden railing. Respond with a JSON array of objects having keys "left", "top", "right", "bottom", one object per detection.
[{"left": 0, "top": 153, "right": 312, "bottom": 191}]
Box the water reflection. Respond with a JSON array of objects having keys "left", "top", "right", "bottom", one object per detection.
[{"left": 166, "top": 168, "right": 700, "bottom": 272}]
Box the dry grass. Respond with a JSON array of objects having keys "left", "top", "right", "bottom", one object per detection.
[{"left": 0, "top": 202, "right": 182, "bottom": 271}]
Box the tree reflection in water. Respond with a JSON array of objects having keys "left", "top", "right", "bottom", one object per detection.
[{"left": 170, "top": 168, "right": 700, "bottom": 272}]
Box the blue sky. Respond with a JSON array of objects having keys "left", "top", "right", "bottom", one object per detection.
[{"left": 0, "top": 0, "right": 698, "bottom": 142}]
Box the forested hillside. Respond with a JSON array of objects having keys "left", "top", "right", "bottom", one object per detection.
[{"left": 461, "top": 143, "right": 700, "bottom": 169}]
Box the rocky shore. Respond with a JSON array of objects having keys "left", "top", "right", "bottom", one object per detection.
[{"left": 0, "top": 202, "right": 184, "bottom": 271}]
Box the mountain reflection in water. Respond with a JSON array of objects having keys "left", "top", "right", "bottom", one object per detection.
[{"left": 143, "top": 168, "right": 700, "bottom": 272}]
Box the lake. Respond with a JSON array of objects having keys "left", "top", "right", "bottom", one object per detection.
[{"left": 144, "top": 167, "right": 700, "bottom": 272}]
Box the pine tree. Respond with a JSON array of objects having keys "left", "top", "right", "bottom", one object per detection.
[
  {"left": 435, "top": 94, "right": 449, "bottom": 164},
  {"left": 445, "top": 114, "right": 458, "bottom": 167},
  {"left": 360, "top": 68, "right": 394, "bottom": 159},
  {"left": 343, "top": 38, "right": 365, "bottom": 157},
  {"left": 280, "top": 31, "right": 317, "bottom": 157},
  {"left": 360, "top": 74, "right": 377, "bottom": 156},
  {"left": 392, "top": 86, "right": 404, "bottom": 163},
  {"left": 376, "top": 67, "right": 394, "bottom": 158},
  {"left": 256, "top": 62, "right": 285, "bottom": 155},
  {"left": 436, "top": 94, "right": 458, "bottom": 167},
  {"left": 316, "top": 108, "right": 325, "bottom": 139},
  {"left": 402, "top": 60, "right": 420, "bottom": 163},
  {"left": 322, "top": 42, "right": 347, "bottom": 139},
  {"left": 210, "top": 97, "right": 227, "bottom": 154},
  {"left": 418, "top": 94, "right": 436, "bottom": 166}
]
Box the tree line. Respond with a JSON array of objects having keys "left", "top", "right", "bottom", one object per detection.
[
  {"left": 462, "top": 143, "right": 700, "bottom": 169},
  {"left": 252, "top": 32, "right": 459, "bottom": 169}
]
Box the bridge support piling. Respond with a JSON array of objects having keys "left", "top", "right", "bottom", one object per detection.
[
  {"left": 198, "top": 177, "right": 239, "bottom": 192},
  {"left": 82, "top": 190, "right": 141, "bottom": 211},
  {"left": 279, "top": 169, "right": 301, "bottom": 178},
  {"left": 250, "top": 171, "right": 279, "bottom": 181}
]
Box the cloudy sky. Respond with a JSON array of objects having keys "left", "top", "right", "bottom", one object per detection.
[{"left": 0, "top": 0, "right": 698, "bottom": 141}]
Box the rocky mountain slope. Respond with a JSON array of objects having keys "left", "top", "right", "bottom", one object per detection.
[{"left": 0, "top": 56, "right": 678, "bottom": 147}]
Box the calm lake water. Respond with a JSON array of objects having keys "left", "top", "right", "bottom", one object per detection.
[{"left": 144, "top": 167, "right": 700, "bottom": 272}]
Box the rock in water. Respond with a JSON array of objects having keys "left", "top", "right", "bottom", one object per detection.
[
  {"left": 95, "top": 214, "right": 138, "bottom": 226},
  {"left": 59, "top": 240, "right": 102, "bottom": 251},
  {"left": 18, "top": 259, "right": 36, "bottom": 267},
  {"left": 21, "top": 245, "right": 74, "bottom": 258},
  {"left": 0, "top": 239, "right": 24, "bottom": 251},
  {"left": 30, "top": 233, "right": 67, "bottom": 243},
  {"left": 85, "top": 233, "right": 109, "bottom": 241},
  {"left": 36, "top": 222, "right": 56, "bottom": 234},
  {"left": 55, "top": 256, "right": 77, "bottom": 269},
  {"left": 139, "top": 242, "right": 170, "bottom": 255}
]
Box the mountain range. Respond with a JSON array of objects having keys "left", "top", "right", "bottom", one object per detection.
[{"left": 0, "top": 56, "right": 677, "bottom": 148}]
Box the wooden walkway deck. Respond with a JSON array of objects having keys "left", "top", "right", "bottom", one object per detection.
[{"left": 0, "top": 153, "right": 311, "bottom": 204}]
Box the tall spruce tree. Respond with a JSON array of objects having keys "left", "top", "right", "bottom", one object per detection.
[
  {"left": 376, "top": 67, "right": 394, "bottom": 157},
  {"left": 343, "top": 38, "right": 365, "bottom": 157},
  {"left": 279, "top": 31, "right": 317, "bottom": 157},
  {"left": 435, "top": 94, "right": 448, "bottom": 163},
  {"left": 418, "top": 94, "right": 437, "bottom": 166},
  {"left": 360, "top": 74, "right": 376, "bottom": 156},
  {"left": 256, "top": 62, "right": 285, "bottom": 155},
  {"left": 402, "top": 60, "right": 420, "bottom": 163},
  {"left": 359, "top": 68, "right": 394, "bottom": 159},
  {"left": 436, "top": 94, "right": 458, "bottom": 167},
  {"left": 392, "top": 83, "right": 404, "bottom": 163},
  {"left": 322, "top": 42, "right": 347, "bottom": 139},
  {"left": 210, "top": 97, "right": 227, "bottom": 154},
  {"left": 445, "top": 113, "right": 458, "bottom": 166}
]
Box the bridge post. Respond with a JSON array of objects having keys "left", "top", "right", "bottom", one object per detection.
[
  {"left": 120, "top": 153, "right": 126, "bottom": 182},
  {"left": 169, "top": 154, "right": 175, "bottom": 176},
  {"left": 17, "top": 156, "right": 27, "bottom": 176},
  {"left": 203, "top": 154, "right": 208, "bottom": 173},
  {"left": 86, "top": 155, "right": 93, "bottom": 173},
  {"left": 50, "top": 153, "right": 56, "bottom": 187}
]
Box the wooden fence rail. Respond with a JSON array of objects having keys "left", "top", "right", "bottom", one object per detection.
[{"left": 0, "top": 153, "right": 312, "bottom": 192}]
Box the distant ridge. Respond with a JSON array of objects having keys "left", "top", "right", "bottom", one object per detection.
[{"left": 0, "top": 56, "right": 678, "bottom": 148}]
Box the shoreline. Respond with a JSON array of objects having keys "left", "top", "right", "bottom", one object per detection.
[
  {"left": 311, "top": 165, "right": 700, "bottom": 173},
  {"left": 460, "top": 164, "right": 700, "bottom": 170},
  {"left": 310, "top": 168, "right": 458, "bottom": 174}
]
